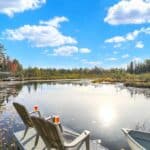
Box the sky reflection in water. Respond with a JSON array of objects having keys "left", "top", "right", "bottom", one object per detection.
[{"left": 0, "top": 81, "right": 150, "bottom": 150}]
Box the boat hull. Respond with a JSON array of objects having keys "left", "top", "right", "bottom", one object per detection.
[
  {"left": 126, "top": 136, "right": 144, "bottom": 150},
  {"left": 122, "top": 128, "right": 146, "bottom": 150}
]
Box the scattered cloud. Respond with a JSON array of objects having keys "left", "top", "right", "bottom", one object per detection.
[
  {"left": 42, "top": 49, "right": 52, "bottom": 56},
  {"left": 105, "top": 27, "right": 150, "bottom": 44},
  {"left": 3, "top": 16, "right": 91, "bottom": 57},
  {"left": 106, "top": 57, "right": 117, "bottom": 61},
  {"left": 132, "top": 57, "right": 142, "bottom": 62},
  {"left": 53, "top": 46, "right": 78, "bottom": 56},
  {"left": 3, "top": 16, "right": 77, "bottom": 47},
  {"left": 122, "top": 54, "right": 130, "bottom": 58},
  {"left": 105, "top": 36, "right": 126, "bottom": 43},
  {"left": 0, "top": 0, "right": 46, "bottom": 17},
  {"left": 135, "top": 41, "right": 144, "bottom": 48},
  {"left": 39, "top": 16, "right": 68, "bottom": 28},
  {"left": 53, "top": 46, "right": 91, "bottom": 56},
  {"left": 81, "top": 59, "right": 102, "bottom": 66},
  {"left": 79, "top": 48, "right": 91, "bottom": 53},
  {"left": 104, "top": 0, "right": 150, "bottom": 25}
]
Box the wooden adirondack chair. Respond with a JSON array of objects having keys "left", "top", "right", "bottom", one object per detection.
[
  {"left": 31, "top": 116, "right": 90, "bottom": 150},
  {"left": 13, "top": 102, "right": 41, "bottom": 142}
]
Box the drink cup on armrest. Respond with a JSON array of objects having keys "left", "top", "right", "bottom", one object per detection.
[
  {"left": 33, "top": 105, "right": 39, "bottom": 112},
  {"left": 53, "top": 115, "right": 60, "bottom": 124}
]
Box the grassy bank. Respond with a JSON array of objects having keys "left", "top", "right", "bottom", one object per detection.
[
  {"left": 1, "top": 70, "right": 150, "bottom": 88},
  {"left": 124, "top": 82, "right": 150, "bottom": 88},
  {"left": 92, "top": 73, "right": 150, "bottom": 88}
]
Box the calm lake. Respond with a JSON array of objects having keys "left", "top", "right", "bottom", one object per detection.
[{"left": 0, "top": 80, "right": 150, "bottom": 150}]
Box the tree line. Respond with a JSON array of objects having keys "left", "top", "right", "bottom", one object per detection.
[
  {"left": 127, "top": 59, "right": 150, "bottom": 74},
  {"left": 0, "top": 43, "right": 23, "bottom": 74},
  {"left": 0, "top": 43, "right": 149, "bottom": 80}
]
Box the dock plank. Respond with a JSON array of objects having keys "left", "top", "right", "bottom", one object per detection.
[{"left": 13, "top": 128, "right": 108, "bottom": 150}]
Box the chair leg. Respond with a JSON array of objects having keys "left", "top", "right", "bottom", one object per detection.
[
  {"left": 21, "top": 127, "right": 29, "bottom": 140},
  {"left": 77, "top": 141, "right": 84, "bottom": 149},
  {"left": 85, "top": 135, "right": 90, "bottom": 150},
  {"left": 34, "top": 134, "right": 39, "bottom": 147}
]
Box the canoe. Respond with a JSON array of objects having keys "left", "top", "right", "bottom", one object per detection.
[{"left": 122, "top": 128, "right": 150, "bottom": 150}]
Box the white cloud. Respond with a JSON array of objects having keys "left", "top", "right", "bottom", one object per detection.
[
  {"left": 135, "top": 41, "right": 144, "bottom": 48},
  {"left": 104, "top": 0, "right": 150, "bottom": 25},
  {"left": 81, "top": 59, "right": 102, "bottom": 66},
  {"left": 132, "top": 57, "right": 142, "bottom": 62},
  {"left": 0, "top": 0, "right": 46, "bottom": 17},
  {"left": 126, "top": 30, "right": 140, "bottom": 41},
  {"left": 53, "top": 46, "right": 78, "bottom": 56},
  {"left": 3, "top": 16, "right": 77, "bottom": 47},
  {"left": 122, "top": 54, "right": 130, "bottom": 58},
  {"left": 53, "top": 46, "right": 91, "bottom": 56},
  {"left": 105, "top": 27, "right": 150, "bottom": 44},
  {"left": 42, "top": 49, "right": 52, "bottom": 56},
  {"left": 3, "top": 16, "right": 91, "bottom": 56},
  {"left": 79, "top": 48, "right": 91, "bottom": 53},
  {"left": 106, "top": 57, "right": 117, "bottom": 61},
  {"left": 39, "top": 16, "right": 68, "bottom": 28},
  {"left": 105, "top": 36, "right": 126, "bottom": 43}
]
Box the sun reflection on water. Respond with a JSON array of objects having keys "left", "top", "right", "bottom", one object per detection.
[{"left": 99, "top": 105, "right": 116, "bottom": 126}]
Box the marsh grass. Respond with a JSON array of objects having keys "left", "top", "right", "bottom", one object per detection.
[{"left": 92, "top": 73, "right": 150, "bottom": 88}]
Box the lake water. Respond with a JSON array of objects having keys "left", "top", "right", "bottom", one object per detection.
[{"left": 0, "top": 80, "right": 150, "bottom": 150}]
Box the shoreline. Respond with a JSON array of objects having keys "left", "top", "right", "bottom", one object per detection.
[
  {"left": 0, "top": 78, "right": 149, "bottom": 88},
  {"left": 92, "top": 78, "right": 150, "bottom": 88},
  {"left": 124, "top": 81, "right": 150, "bottom": 88},
  {"left": 0, "top": 79, "right": 90, "bottom": 86}
]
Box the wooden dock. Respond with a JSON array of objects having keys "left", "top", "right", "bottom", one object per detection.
[{"left": 13, "top": 128, "right": 108, "bottom": 150}]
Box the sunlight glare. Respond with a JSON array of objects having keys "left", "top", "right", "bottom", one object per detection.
[{"left": 99, "top": 105, "right": 116, "bottom": 126}]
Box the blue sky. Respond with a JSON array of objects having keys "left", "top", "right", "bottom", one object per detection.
[{"left": 0, "top": 0, "right": 149, "bottom": 68}]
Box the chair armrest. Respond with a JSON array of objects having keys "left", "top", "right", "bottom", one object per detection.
[
  {"left": 29, "top": 111, "right": 35, "bottom": 114},
  {"left": 45, "top": 116, "right": 52, "bottom": 121},
  {"left": 63, "top": 126, "right": 80, "bottom": 137},
  {"left": 29, "top": 111, "right": 41, "bottom": 117},
  {"left": 64, "top": 130, "right": 90, "bottom": 148}
]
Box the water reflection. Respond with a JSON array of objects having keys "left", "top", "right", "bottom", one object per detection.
[
  {"left": 0, "top": 80, "right": 91, "bottom": 104},
  {"left": 0, "top": 84, "right": 23, "bottom": 107},
  {"left": 0, "top": 81, "right": 150, "bottom": 150},
  {"left": 0, "top": 84, "right": 24, "bottom": 148},
  {"left": 117, "top": 84, "right": 150, "bottom": 98}
]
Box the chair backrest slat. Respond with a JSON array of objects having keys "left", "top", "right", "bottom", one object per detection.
[
  {"left": 13, "top": 102, "right": 33, "bottom": 127},
  {"left": 31, "top": 116, "right": 65, "bottom": 149}
]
